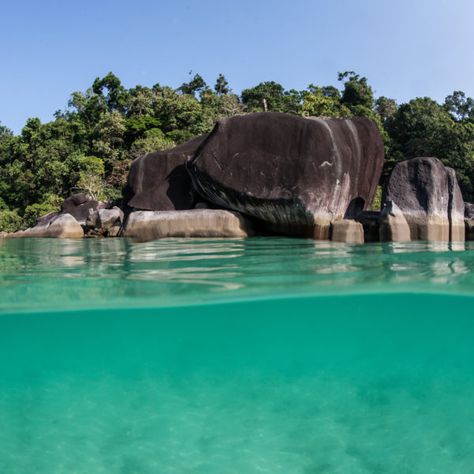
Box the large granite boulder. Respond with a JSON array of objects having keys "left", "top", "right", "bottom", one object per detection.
[
  {"left": 382, "top": 157, "right": 465, "bottom": 242},
  {"left": 187, "top": 113, "right": 384, "bottom": 239},
  {"left": 124, "top": 135, "right": 206, "bottom": 211},
  {"left": 12, "top": 213, "right": 84, "bottom": 239},
  {"left": 124, "top": 209, "right": 251, "bottom": 242},
  {"left": 61, "top": 193, "right": 100, "bottom": 225}
]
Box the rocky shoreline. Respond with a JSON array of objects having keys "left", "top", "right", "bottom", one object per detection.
[{"left": 2, "top": 112, "right": 473, "bottom": 243}]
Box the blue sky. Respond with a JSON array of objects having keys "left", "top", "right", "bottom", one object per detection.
[{"left": 1, "top": 0, "right": 473, "bottom": 133}]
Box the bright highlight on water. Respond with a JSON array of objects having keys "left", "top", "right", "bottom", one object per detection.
[{"left": 0, "top": 238, "right": 474, "bottom": 473}]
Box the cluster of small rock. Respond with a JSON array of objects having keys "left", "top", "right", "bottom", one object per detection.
[
  {"left": 2, "top": 112, "right": 473, "bottom": 243},
  {"left": 6, "top": 194, "right": 124, "bottom": 240}
]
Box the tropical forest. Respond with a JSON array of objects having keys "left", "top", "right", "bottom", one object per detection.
[{"left": 1, "top": 71, "right": 473, "bottom": 231}]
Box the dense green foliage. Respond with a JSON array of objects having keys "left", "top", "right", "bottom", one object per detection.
[{"left": 1, "top": 72, "right": 473, "bottom": 231}]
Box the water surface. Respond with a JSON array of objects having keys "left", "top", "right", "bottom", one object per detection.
[{"left": 1, "top": 237, "right": 473, "bottom": 313}]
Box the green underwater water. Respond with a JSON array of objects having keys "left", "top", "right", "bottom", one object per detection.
[{"left": 1, "top": 238, "right": 474, "bottom": 473}]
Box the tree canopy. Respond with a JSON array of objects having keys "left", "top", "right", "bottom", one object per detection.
[{"left": 1, "top": 71, "right": 473, "bottom": 231}]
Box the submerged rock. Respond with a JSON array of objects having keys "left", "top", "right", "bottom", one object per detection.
[
  {"left": 331, "top": 219, "right": 364, "bottom": 244},
  {"left": 187, "top": 112, "right": 384, "bottom": 239},
  {"left": 13, "top": 213, "right": 84, "bottom": 239},
  {"left": 124, "top": 135, "right": 206, "bottom": 211},
  {"left": 382, "top": 157, "right": 465, "bottom": 242},
  {"left": 124, "top": 209, "right": 251, "bottom": 242}
]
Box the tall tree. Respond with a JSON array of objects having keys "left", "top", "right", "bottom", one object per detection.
[
  {"left": 214, "top": 74, "right": 230, "bottom": 95},
  {"left": 92, "top": 72, "right": 128, "bottom": 113},
  {"left": 302, "top": 85, "right": 350, "bottom": 117},
  {"left": 338, "top": 71, "right": 374, "bottom": 113},
  {"left": 178, "top": 73, "right": 207, "bottom": 97},
  {"left": 0, "top": 122, "right": 13, "bottom": 139},
  {"left": 444, "top": 91, "right": 474, "bottom": 122},
  {"left": 241, "top": 81, "right": 302, "bottom": 113},
  {"left": 375, "top": 97, "right": 398, "bottom": 124}
]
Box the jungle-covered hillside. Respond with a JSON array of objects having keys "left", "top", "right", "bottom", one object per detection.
[{"left": 0, "top": 71, "right": 473, "bottom": 231}]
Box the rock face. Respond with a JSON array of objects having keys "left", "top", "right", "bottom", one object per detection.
[
  {"left": 124, "top": 135, "right": 206, "bottom": 211},
  {"left": 331, "top": 219, "right": 364, "bottom": 244},
  {"left": 13, "top": 214, "right": 84, "bottom": 239},
  {"left": 187, "top": 113, "right": 384, "bottom": 238},
  {"left": 383, "top": 157, "right": 465, "bottom": 242},
  {"left": 124, "top": 210, "right": 250, "bottom": 242},
  {"left": 61, "top": 193, "right": 100, "bottom": 225}
]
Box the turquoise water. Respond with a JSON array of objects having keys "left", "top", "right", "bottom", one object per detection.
[{"left": 1, "top": 238, "right": 474, "bottom": 473}]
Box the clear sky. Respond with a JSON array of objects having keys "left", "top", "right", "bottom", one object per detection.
[{"left": 1, "top": 0, "right": 473, "bottom": 133}]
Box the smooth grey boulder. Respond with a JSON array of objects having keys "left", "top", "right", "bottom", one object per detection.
[
  {"left": 124, "top": 135, "right": 206, "bottom": 211},
  {"left": 61, "top": 193, "right": 100, "bottom": 225},
  {"left": 383, "top": 157, "right": 465, "bottom": 242},
  {"left": 97, "top": 207, "right": 124, "bottom": 230},
  {"left": 331, "top": 219, "right": 364, "bottom": 244},
  {"left": 124, "top": 209, "right": 251, "bottom": 242},
  {"left": 85, "top": 207, "right": 124, "bottom": 237},
  {"left": 12, "top": 213, "right": 84, "bottom": 239},
  {"left": 379, "top": 201, "right": 411, "bottom": 242},
  {"left": 187, "top": 113, "right": 384, "bottom": 239},
  {"left": 97, "top": 207, "right": 124, "bottom": 237}
]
